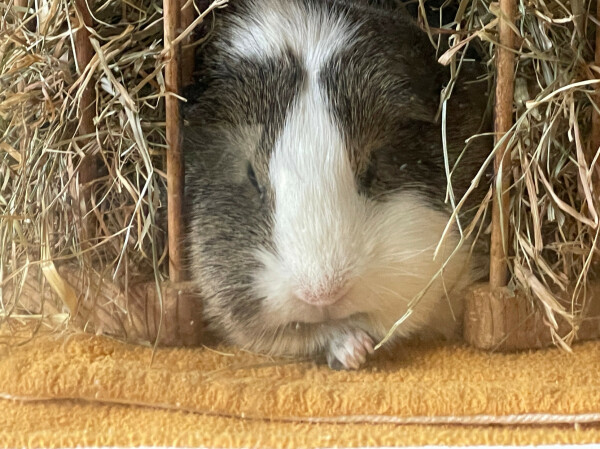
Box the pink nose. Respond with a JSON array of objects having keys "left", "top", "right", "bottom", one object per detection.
[{"left": 297, "top": 283, "right": 345, "bottom": 307}]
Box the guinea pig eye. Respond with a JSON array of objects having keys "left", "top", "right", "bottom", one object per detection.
[
  {"left": 360, "top": 155, "right": 378, "bottom": 193},
  {"left": 247, "top": 162, "right": 265, "bottom": 199}
]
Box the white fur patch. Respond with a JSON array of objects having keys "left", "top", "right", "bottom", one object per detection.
[
  {"left": 226, "top": 0, "right": 356, "bottom": 72},
  {"left": 326, "top": 194, "right": 473, "bottom": 339},
  {"left": 256, "top": 189, "right": 473, "bottom": 340}
]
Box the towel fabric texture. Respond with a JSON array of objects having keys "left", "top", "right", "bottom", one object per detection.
[{"left": 0, "top": 332, "right": 599, "bottom": 448}]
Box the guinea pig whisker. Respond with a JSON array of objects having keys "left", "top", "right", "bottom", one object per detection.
[
  {"left": 378, "top": 265, "right": 435, "bottom": 276},
  {"left": 376, "top": 250, "right": 437, "bottom": 265},
  {"left": 369, "top": 284, "right": 411, "bottom": 304}
]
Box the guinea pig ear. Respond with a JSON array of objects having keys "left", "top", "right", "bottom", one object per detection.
[
  {"left": 389, "top": 50, "right": 447, "bottom": 124},
  {"left": 396, "top": 74, "right": 443, "bottom": 124},
  {"left": 384, "top": 15, "right": 448, "bottom": 124}
]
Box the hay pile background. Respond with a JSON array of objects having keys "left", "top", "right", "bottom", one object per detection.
[
  {"left": 0, "top": 0, "right": 598, "bottom": 347},
  {"left": 437, "top": 0, "right": 600, "bottom": 347},
  {"left": 1, "top": 0, "right": 172, "bottom": 333}
]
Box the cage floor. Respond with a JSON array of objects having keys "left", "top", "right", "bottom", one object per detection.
[{"left": 0, "top": 332, "right": 599, "bottom": 448}]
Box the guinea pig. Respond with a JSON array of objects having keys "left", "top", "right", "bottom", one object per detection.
[{"left": 182, "top": 0, "right": 491, "bottom": 370}]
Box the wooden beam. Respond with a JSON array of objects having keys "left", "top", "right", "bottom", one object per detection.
[
  {"left": 489, "top": 0, "right": 516, "bottom": 289},
  {"left": 591, "top": 0, "right": 600, "bottom": 161},
  {"left": 164, "top": 0, "right": 186, "bottom": 282},
  {"left": 14, "top": 0, "right": 35, "bottom": 31},
  {"left": 464, "top": 282, "right": 600, "bottom": 350},
  {"left": 6, "top": 265, "right": 202, "bottom": 346},
  {"left": 73, "top": 0, "right": 96, "bottom": 243}
]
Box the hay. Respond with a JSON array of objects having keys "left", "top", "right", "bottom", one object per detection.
[
  {"left": 0, "top": 0, "right": 598, "bottom": 348},
  {"left": 433, "top": 0, "right": 600, "bottom": 347},
  {"left": 1, "top": 0, "right": 172, "bottom": 332}
]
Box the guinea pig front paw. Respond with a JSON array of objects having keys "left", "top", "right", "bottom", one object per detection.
[{"left": 326, "top": 329, "right": 375, "bottom": 370}]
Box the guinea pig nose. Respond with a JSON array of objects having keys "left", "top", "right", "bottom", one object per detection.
[{"left": 297, "top": 282, "right": 346, "bottom": 307}]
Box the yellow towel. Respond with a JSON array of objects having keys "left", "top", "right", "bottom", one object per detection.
[{"left": 0, "top": 332, "right": 599, "bottom": 447}]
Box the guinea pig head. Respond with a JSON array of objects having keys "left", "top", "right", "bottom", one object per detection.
[
  {"left": 185, "top": 0, "right": 486, "bottom": 347},
  {"left": 237, "top": 4, "right": 467, "bottom": 333}
]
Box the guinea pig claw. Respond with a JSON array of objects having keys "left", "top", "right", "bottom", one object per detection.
[
  {"left": 362, "top": 333, "right": 375, "bottom": 355},
  {"left": 326, "top": 329, "right": 375, "bottom": 371}
]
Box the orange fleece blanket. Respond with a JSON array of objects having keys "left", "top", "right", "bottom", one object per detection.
[{"left": 0, "top": 332, "right": 599, "bottom": 447}]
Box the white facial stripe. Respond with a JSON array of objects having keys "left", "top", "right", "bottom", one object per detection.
[
  {"left": 268, "top": 66, "right": 366, "bottom": 296},
  {"left": 228, "top": 0, "right": 361, "bottom": 303}
]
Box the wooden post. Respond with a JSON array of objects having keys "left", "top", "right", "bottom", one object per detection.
[
  {"left": 74, "top": 0, "right": 96, "bottom": 243},
  {"left": 15, "top": 0, "right": 32, "bottom": 147},
  {"left": 14, "top": 0, "right": 28, "bottom": 22},
  {"left": 489, "top": 0, "right": 516, "bottom": 289},
  {"left": 14, "top": 0, "right": 35, "bottom": 31},
  {"left": 464, "top": 0, "right": 520, "bottom": 350},
  {"left": 74, "top": 0, "right": 95, "bottom": 148},
  {"left": 592, "top": 1, "right": 600, "bottom": 158},
  {"left": 164, "top": 0, "right": 186, "bottom": 282}
]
